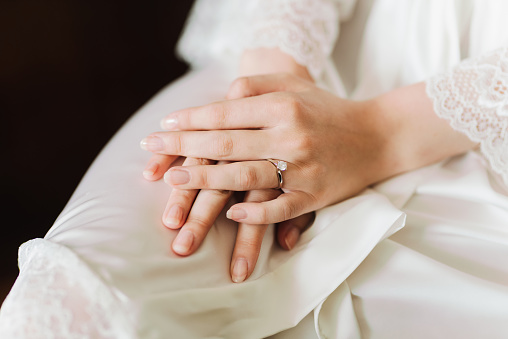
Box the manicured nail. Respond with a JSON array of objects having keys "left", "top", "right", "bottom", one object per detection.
[
  {"left": 285, "top": 227, "right": 300, "bottom": 250},
  {"left": 232, "top": 258, "right": 248, "bottom": 283},
  {"left": 165, "top": 169, "right": 190, "bottom": 185},
  {"left": 164, "top": 205, "right": 182, "bottom": 228},
  {"left": 143, "top": 162, "right": 159, "bottom": 179},
  {"left": 172, "top": 230, "right": 194, "bottom": 255},
  {"left": 226, "top": 208, "right": 247, "bottom": 220},
  {"left": 160, "top": 116, "right": 178, "bottom": 130},
  {"left": 140, "top": 136, "right": 163, "bottom": 151}
]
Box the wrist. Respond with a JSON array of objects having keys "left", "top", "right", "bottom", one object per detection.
[
  {"left": 366, "top": 82, "right": 477, "bottom": 181},
  {"left": 354, "top": 98, "right": 405, "bottom": 185},
  {"left": 239, "top": 47, "right": 313, "bottom": 82}
]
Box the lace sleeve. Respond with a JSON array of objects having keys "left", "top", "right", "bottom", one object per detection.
[
  {"left": 177, "top": 0, "right": 352, "bottom": 79},
  {"left": 426, "top": 47, "right": 508, "bottom": 184},
  {"left": 0, "top": 239, "right": 134, "bottom": 339}
]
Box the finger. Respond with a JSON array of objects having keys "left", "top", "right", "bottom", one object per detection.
[
  {"left": 226, "top": 73, "right": 309, "bottom": 100},
  {"left": 162, "top": 188, "right": 198, "bottom": 229},
  {"left": 160, "top": 95, "right": 280, "bottom": 131},
  {"left": 276, "top": 212, "right": 315, "bottom": 251},
  {"left": 164, "top": 160, "right": 296, "bottom": 191},
  {"left": 171, "top": 186, "right": 233, "bottom": 256},
  {"left": 162, "top": 157, "right": 213, "bottom": 229},
  {"left": 140, "top": 130, "right": 271, "bottom": 160},
  {"left": 143, "top": 154, "right": 179, "bottom": 181},
  {"left": 230, "top": 189, "right": 281, "bottom": 283},
  {"left": 226, "top": 191, "right": 312, "bottom": 224}
]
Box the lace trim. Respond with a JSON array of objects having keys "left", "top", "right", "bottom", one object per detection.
[
  {"left": 177, "top": 0, "right": 340, "bottom": 79},
  {"left": 426, "top": 47, "right": 508, "bottom": 184},
  {"left": 239, "top": 0, "right": 339, "bottom": 79},
  {"left": 0, "top": 239, "right": 135, "bottom": 339}
]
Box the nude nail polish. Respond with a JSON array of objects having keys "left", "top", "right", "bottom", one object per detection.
[
  {"left": 143, "top": 162, "right": 159, "bottom": 179},
  {"left": 173, "top": 230, "right": 194, "bottom": 255},
  {"left": 232, "top": 258, "right": 248, "bottom": 283},
  {"left": 160, "top": 117, "right": 178, "bottom": 130},
  {"left": 140, "top": 136, "right": 163, "bottom": 151},
  {"left": 285, "top": 227, "right": 300, "bottom": 250},
  {"left": 166, "top": 169, "right": 190, "bottom": 185},
  {"left": 226, "top": 208, "right": 247, "bottom": 220},
  {"left": 164, "top": 205, "right": 182, "bottom": 228}
]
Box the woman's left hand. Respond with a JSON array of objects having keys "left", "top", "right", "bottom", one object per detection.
[{"left": 141, "top": 73, "right": 394, "bottom": 224}]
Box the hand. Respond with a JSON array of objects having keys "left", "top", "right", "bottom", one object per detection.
[
  {"left": 142, "top": 73, "right": 476, "bottom": 224},
  {"left": 142, "top": 49, "right": 316, "bottom": 282},
  {"left": 144, "top": 155, "right": 313, "bottom": 282},
  {"left": 142, "top": 73, "right": 379, "bottom": 224}
]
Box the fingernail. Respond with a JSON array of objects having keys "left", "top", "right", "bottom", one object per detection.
[
  {"left": 232, "top": 258, "right": 248, "bottom": 283},
  {"left": 165, "top": 169, "right": 190, "bottom": 185},
  {"left": 160, "top": 116, "right": 178, "bottom": 130},
  {"left": 172, "top": 230, "right": 194, "bottom": 255},
  {"left": 164, "top": 205, "right": 182, "bottom": 228},
  {"left": 226, "top": 208, "right": 247, "bottom": 220},
  {"left": 285, "top": 227, "right": 300, "bottom": 250},
  {"left": 140, "top": 136, "right": 163, "bottom": 151},
  {"left": 143, "top": 162, "right": 159, "bottom": 179}
]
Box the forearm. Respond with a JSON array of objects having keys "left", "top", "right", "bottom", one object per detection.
[{"left": 369, "top": 82, "right": 477, "bottom": 181}]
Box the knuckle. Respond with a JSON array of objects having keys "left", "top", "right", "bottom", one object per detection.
[
  {"left": 236, "top": 237, "right": 261, "bottom": 251},
  {"left": 173, "top": 134, "right": 183, "bottom": 154},
  {"left": 177, "top": 110, "right": 191, "bottom": 129},
  {"left": 193, "top": 157, "right": 211, "bottom": 166},
  {"left": 281, "top": 200, "right": 297, "bottom": 221},
  {"left": 283, "top": 133, "right": 313, "bottom": 161},
  {"left": 256, "top": 206, "right": 269, "bottom": 224},
  {"left": 245, "top": 189, "right": 279, "bottom": 202},
  {"left": 198, "top": 167, "right": 210, "bottom": 187},
  {"left": 212, "top": 134, "right": 234, "bottom": 158},
  {"left": 284, "top": 92, "right": 301, "bottom": 111},
  {"left": 208, "top": 189, "right": 232, "bottom": 198},
  {"left": 186, "top": 216, "right": 210, "bottom": 230},
  {"left": 294, "top": 134, "right": 314, "bottom": 154},
  {"left": 310, "top": 163, "right": 326, "bottom": 178},
  {"left": 209, "top": 104, "right": 228, "bottom": 129},
  {"left": 236, "top": 165, "right": 258, "bottom": 190},
  {"left": 275, "top": 92, "right": 302, "bottom": 121}
]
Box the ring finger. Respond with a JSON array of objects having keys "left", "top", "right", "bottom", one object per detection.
[{"left": 164, "top": 160, "right": 299, "bottom": 191}]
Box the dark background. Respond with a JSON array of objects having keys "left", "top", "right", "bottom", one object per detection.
[{"left": 0, "top": 1, "right": 195, "bottom": 301}]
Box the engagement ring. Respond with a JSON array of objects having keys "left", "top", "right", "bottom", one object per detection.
[{"left": 267, "top": 159, "right": 287, "bottom": 189}]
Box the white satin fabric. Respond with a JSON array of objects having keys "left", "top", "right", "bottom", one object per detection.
[{"left": 1, "top": 0, "right": 508, "bottom": 338}]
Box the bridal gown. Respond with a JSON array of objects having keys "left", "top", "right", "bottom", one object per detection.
[{"left": 1, "top": 0, "right": 508, "bottom": 338}]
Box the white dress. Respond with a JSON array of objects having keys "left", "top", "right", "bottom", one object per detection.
[{"left": 1, "top": 0, "right": 507, "bottom": 338}]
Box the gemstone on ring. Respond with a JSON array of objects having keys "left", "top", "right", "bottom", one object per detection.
[{"left": 277, "top": 161, "right": 287, "bottom": 171}]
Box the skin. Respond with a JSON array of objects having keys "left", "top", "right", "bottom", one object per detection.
[
  {"left": 141, "top": 48, "right": 476, "bottom": 282},
  {"left": 142, "top": 75, "right": 476, "bottom": 218},
  {"left": 143, "top": 48, "right": 315, "bottom": 283}
]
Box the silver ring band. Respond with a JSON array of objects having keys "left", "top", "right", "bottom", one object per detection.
[{"left": 267, "top": 159, "right": 287, "bottom": 189}]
